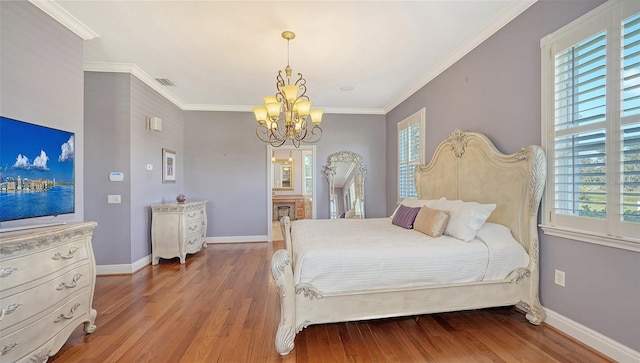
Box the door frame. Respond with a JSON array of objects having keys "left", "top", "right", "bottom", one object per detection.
[{"left": 267, "top": 144, "right": 317, "bottom": 242}]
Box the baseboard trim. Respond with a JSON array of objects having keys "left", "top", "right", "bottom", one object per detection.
[
  {"left": 96, "top": 255, "right": 151, "bottom": 275},
  {"left": 206, "top": 235, "right": 268, "bottom": 244},
  {"left": 544, "top": 308, "right": 639, "bottom": 363},
  {"left": 95, "top": 237, "right": 269, "bottom": 274}
]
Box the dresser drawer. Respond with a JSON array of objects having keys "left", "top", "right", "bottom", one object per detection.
[
  {"left": 1, "top": 242, "right": 89, "bottom": 292},
  {"left": 185, "top": 219, "right": 204, "bottom": 237},
  {"left": 0, "top": 291, "right": 91, "bottom": 362},
  {"left": 185, "top": 235, "right": 205, "bottom": 254},
  {"left": 185, "top": 209, "right": 204, "bottom": 223},
  {"left": 0, "top": 264, "right": 91, "bottom": 333}
]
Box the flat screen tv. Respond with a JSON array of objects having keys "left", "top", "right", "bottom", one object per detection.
[{"left": 0, "top": 116, "right": 75, "bottom": 223}]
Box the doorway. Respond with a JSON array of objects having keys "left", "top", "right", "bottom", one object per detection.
[{"left": 267, "top": 145, "right": 316, "bottom": 241}]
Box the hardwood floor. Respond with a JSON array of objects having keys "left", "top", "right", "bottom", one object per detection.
[{"left": 49, "top": 241, "right": 612, "bottom": 363}]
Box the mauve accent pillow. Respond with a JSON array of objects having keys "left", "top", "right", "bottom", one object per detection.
[
  {"left": 413, "top": 206, "right": 450, "bottom": 237},
  {"left": 391, "top": 205, "right": 421, "bottom": 229}
]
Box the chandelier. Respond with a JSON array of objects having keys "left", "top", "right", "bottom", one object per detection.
[{"left": 253, "top": 31, "right": 323, "bottom": 148}]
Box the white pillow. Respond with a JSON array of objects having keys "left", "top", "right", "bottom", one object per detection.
[
  {"left": 433, "top": 199, "right": 496, "bottom": 241},
  {"left": 390, "top": 197, "right": 443, "bottom": 219}
]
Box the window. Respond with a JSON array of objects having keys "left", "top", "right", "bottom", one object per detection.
[
  {"left": 397, "top": 108, "right": 425, "bottom": 202},
  {"left": 302, "top": 150, "right": 313, "bottom": 195},
  {"left": 541, "top": 0, "right": 640, "bottom": 249}
]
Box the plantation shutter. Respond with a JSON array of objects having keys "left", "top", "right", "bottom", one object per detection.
[
  {"left": 398, "top": 109, "right": 425, "bottom": 202},
  {"left": 541, "top": 0, "right": 640, "bottom": 243},
  {"left": 553, "top": 31, "right": 608, "bottom": 219},
  {"left": 622, "top": 13, "right": 640, "bottom": 224}
]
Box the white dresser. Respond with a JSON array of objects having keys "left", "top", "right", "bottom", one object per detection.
[
  {"left": 150, "top": 201, "right": 207, "bottom": 265},
  {"left": 0, "top": 222, "right": 98, "bottom": 363}
]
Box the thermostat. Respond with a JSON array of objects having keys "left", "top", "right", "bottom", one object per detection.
[{"left": 109, "top": 172, "right": 124, "bottom": 182}]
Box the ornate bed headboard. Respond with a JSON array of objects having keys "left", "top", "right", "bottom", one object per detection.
[{"left": 415, "top": 129, "right": 546, "bottom": 255}]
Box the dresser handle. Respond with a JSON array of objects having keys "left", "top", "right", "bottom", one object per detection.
[
  {"left": 0, "top": 267, "right": 17, "bottom": 277},
  {"left": 52, "top": 246, "right": 79, "bottom": 260},
  {"left": 187, "top": 212, "right": 197, "bottom": 218},
  {"left": 54, "top": 303, "right": 81, "bottom": 323},
  {"left": 187, "top": 238, "right": 197, "bottom": 245},
  {"left": 188, "top": 225, "right": 198, "bottom": 231},
  {"left": 0, "top": 303, "right": 22, "bottom": 321},
  {"left": 0, "top": 342, "right": 18, "bottom": 355},
  {"left": 56, "top": 274, "right": 82, "bottom": 290}
]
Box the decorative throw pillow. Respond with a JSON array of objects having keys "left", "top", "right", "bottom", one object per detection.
[
  {"left": 390, "top": 197, "right": 444, "bottom": 219},
  {"left": 434, "top": 199, "right": 496, "bottom": 241},
  {"left": 391, "top": 204, "right": 421, "bottom": 229},
  {"left": 413, "top": 206, "right": 450, "bottom": 237}
]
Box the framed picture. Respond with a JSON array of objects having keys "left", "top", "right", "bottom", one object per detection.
[{"left": 162, "top": 148, "right": 176, "bottom": 183}]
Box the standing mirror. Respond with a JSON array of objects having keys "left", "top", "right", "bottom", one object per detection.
[
  {"left": 324, "top": 151, "right": 366, "bottom": 219},
  {"left": 273, "top": 159, "right": 294, "bottom": 190}
]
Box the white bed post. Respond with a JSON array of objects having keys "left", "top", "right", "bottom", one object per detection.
[
  {"left": 520, "top": 145, "right": 547, "bottom": 325},
  {"left": 271, "top": 248, "right": 297, "bottom": 355},
  {"left": 279, "top": 216, "right": 292, "bottom": 253}
]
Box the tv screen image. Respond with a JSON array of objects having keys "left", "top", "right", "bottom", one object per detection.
[{"left": 0, "top": 116, "right": 75, "bottom": 222}]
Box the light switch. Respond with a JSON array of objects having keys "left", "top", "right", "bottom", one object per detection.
[
  {"left": 146, "top": 164, "right": 153, "bottom": 171},
  {"left": 108, "top": 195, "right": 121, "bottom": 204}
]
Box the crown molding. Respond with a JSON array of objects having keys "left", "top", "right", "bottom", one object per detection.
[
  {"left": 29, "top": 0, "right": 99, "bottom": 40},
  {"left": 84, "top": 62, "right": 187, "bottom": 110},
  {"left": 183, "top": 104, "right": 383, "bottom": 114},
  {"left": 85, "top": 62, "right": 385, "bottom": 115},
  {"left": 384, "top": 0, "right": 537, "bottom": 113}
]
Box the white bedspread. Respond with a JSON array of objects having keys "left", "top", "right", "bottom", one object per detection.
[{"left": 291, "top": 218, "right": 529, "bottom": 294}]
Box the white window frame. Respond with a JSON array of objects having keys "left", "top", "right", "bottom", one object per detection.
[
  {"left": 540, "top": 0, "right": 640, "bottom": 252},
  {"left": 302, "top": 150, "right": 313, "bottom": 196},
  {"left": 397, "top": 108, "right": 426, "bottom": 203}
]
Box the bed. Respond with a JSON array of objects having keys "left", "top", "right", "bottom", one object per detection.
[{"left": 271, "top": 129, "right": 547, "bottom": 355}]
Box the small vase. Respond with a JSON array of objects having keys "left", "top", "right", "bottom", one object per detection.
[{"left": 176, "top": 194, "right": 186, "bottom": 204}]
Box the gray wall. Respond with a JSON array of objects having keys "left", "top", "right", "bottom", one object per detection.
[
  {"left": 129, "top": 76, "right": 184, "bottom": 262},
  {"left": 184, "top": 112, "right": 386, "bottom": 237},
  {"left": 386, "top": 0, "right": 639, "bottom": 351},
  {"left": 84, "top": 72, "right": 184, "bottom": 265},
  {"left": 0, "top": 1, "right": 85, "bottom": 228},
  {"left": 84, "top": 73, "right": 132, "bottom": 265}
]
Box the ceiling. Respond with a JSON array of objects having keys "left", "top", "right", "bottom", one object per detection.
[{"left": 34, "top": 0, "right": 536, "bottom": 114}]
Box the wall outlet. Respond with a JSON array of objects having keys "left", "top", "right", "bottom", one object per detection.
[
  {"left": 107, "top": 195, "right": 121, "bottom": 204},
  {"left": 554, "top": 269, "right": 566, "bottom": 287}
]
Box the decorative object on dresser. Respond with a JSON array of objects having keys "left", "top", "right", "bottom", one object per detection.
[
  {"left": 150, "top": 201, "right": 207, "bottom": 265},
  {"left": 0, "top": 222, "right": 98, "bottom": 362},
  {"left": 176, "top": 194, "right": 186, "bottom": 204}
]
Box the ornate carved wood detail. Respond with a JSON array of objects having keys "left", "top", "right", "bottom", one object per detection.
[
  {"left": 446, "top": 129, "right": 469, "bottom": 158},
  {"left": 295, "top": 284, "right": 323, "bottom": 300},
  {"left": 0, "top": 222, "right": 97, "bottom": 257},
  {"left": 272, "top": 249, "right": 291, "bottom": 281},
  {"left": 150, "top": 201, "right": 206, "bottom": 214},
  {"left": 275, "top": 322, "right": 295, "bottom": 356},
  {"left": 30, "top": 348, "right": 51, "bottom": 363},
  {"left": 507, "top": 268, "right": 531, "bottom": 284}
]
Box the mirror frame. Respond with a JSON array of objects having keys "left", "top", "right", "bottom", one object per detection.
[
  {"left": 272, "top": 159, "right": 294, "bottom": 191},
  {"left": 324, "top": 151, "right": 367, "bottom": 219}
]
